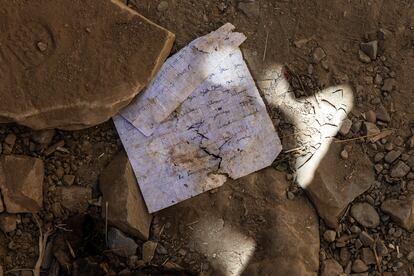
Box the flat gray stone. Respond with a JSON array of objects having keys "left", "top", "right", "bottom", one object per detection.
[
  {"left": 108, "top": 227, "right": 138, "bottom": 257},
  {"left": 351, "top": 203, "right": 380, "bottom": 228},
  {"left": 381, "top": 197, "right": 414, "bottom": 231}
]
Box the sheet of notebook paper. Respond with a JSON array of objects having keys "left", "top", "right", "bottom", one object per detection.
[{"left": 114, "top": 24, "right": 282, "bottom": 213}]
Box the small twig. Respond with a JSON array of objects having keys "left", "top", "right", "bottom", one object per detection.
[
  {"left": 373, "top": 237, "right": 383, "bottom": 274},
  {"left": 66, "top": 240, "right": 76, "bottom": 258},
  {"left": 105, "top": 201, "right": 109, "bottom": 246},
  {"left": 34, "top": 215, "right": 53, "bottom": 276},
  {"left": 5, "top": 268, "right": 33, "bottom": 274},
  {"left": 334, "top": 129, "right": 394, "bottom": 143},
  {"left": 262, "top": 30, "right": 269, "bottom": 62},
  {"left": 284, "top": 146, "right": 306, "bottom": 153}
]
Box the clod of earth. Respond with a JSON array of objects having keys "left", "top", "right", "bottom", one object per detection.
[
  {"left": 99, "top": 151, "right": 152, "bottom": 240},
  {"left": 0, "top": 155, "right": 44, "bottom": 213},
  {"left": 0, "top": 0, "right": 174, "bottom": 130}
]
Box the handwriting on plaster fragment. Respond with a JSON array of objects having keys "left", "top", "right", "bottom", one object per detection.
[{"left": 115, "top": 24, "right": 282, "bottom": 213}]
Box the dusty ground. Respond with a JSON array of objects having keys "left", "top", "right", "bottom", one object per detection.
[{"left": 1, "top": 0, "right": 414, "bottom": 275}]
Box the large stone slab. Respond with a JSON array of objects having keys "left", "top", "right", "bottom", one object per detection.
[
  {"left": 159, "top": 168, "right": 320, "bottom": 275},
  {"left": 0, "top": 0, "right": 174, "bottom": 130},
  {"left": 99, "top": 151, "right": 151, "bottom": 240},
  {"left": 0, "top": 155, "right": 44, "bottom": 213}
]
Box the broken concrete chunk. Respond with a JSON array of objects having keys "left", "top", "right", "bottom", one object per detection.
[
  {"left": 0, "top": 155, "right": 44, "bottom": 213},
  {"left": 305, "top": 142, "right": 375, "bottom": 229},
  {"left": 381, "top": 198, "right": 414, "bottom": 231},
  {"left": 99, "top": 151, "right": 152, "bottom": 240},
  {"left": 0, "top": 0, "right": 174, "bottom": 130},
  {"left": 0, "top": 213, "right": 17, "bottom": 233},
  {"left": 107, "top": 227, "right": 138, "bottom": 258},
  {"left": 360, "top": 41, "right": 378, "bottom": 60},
  {"left": 56, "top": 186, "right": 92, "bottom": 213}
]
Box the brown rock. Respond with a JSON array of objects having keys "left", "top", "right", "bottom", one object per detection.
[
  {"left": 0, "top": 155, "right": 44, "bottom": 213},
  {"left": 161, "top": 168, "right": 320, "bottom": 275},
  {"left": 0, "top": 196, "right": 3, "bottom": 213},
  {"left": 390, "top": 161, "right": 410, "bottom": 178},
  {"left": 142, "top": 241, "right": 158, "bottom": 263},
  {"left": 352, "top": 259, "right": 368, "bottom": 273},
  {"left": 305, "top": 142, "right": 375, "bottom": 228},
  {"left": 107, "top": 227, "right": 138, "bottom": 257},
  {"left": 365, "top": 110, "right": 376, "bottom": 123},
  {"left": 0, "top": 0, "right": 174, "bottom": 130},
  {"left": 350, "top": 202, "right": 380, "bottom": 228},
  {"left": 56, "top": 186, "right": 92, "bottom": 213},
  {"left": 321, "top": 259, "right": 343, "bottom": 276},
  {"left": 100, "top": 151, "right": 152, "bottom": 240},
  {"left": 381, "top": 197, "right": 414, "bottom": 231},
  {"left": 0, "top": 213, "right": 17, "bottom": 233},
  {"left": 62, "top": 175, "right": 75, "bottom": 186},
  {"left": 361, "top": 247, "right": 376, "bottom": 265},
  {"left": 31, "top": 129, "right": 55, "bottom": 145}
]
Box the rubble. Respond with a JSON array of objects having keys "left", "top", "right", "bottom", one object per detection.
[
  {"left": 107, "top": 227, "right": 138, "bottom": 258},
  {"left": 56, "top": 186, "right": 92, "bottom": 213},
  {"left": 0, "top": 155, "right": 44, "bottom": 213},
  {"left": 0, "top": 0, "right": 174, "bottom": 130},
  {"left": 381, "top": 197, "right": 414, "bottom": 231},
  {"left": 99, "top": 151, "right": 152, "bottom": 240}
]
